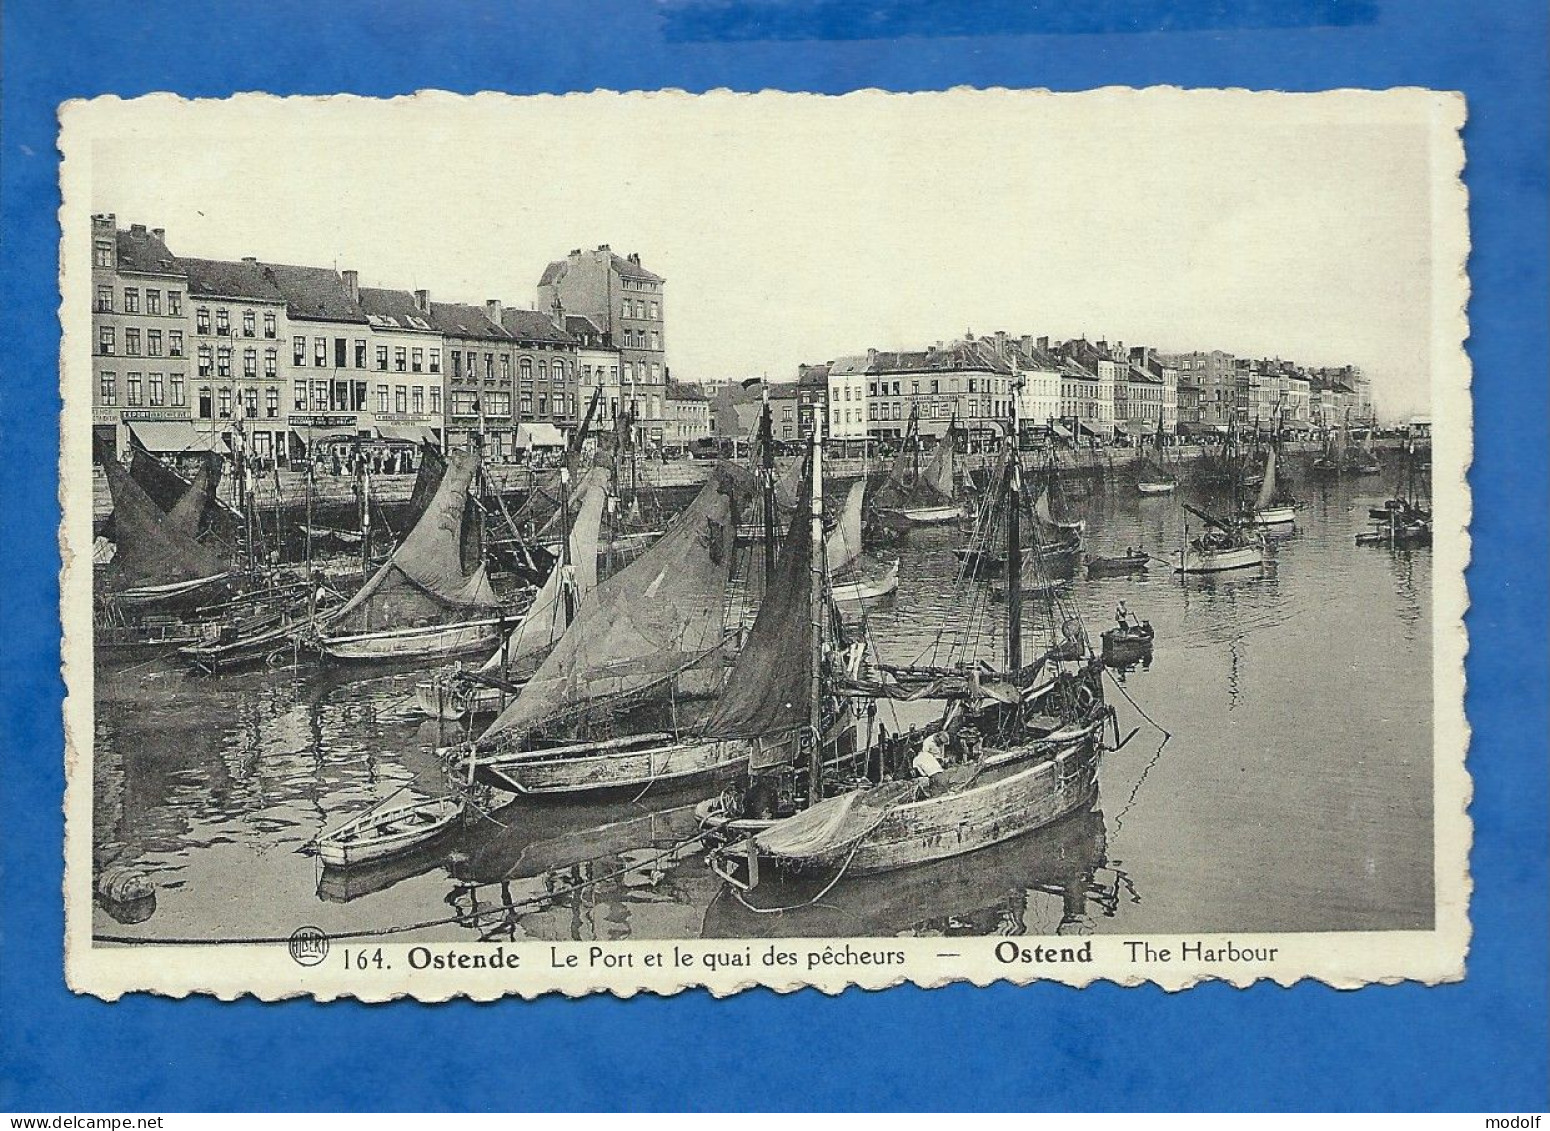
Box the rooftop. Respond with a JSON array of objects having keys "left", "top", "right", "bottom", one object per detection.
[
  {"left": 501, "top": 308, "right": 572, "bottom": 345},
  {"left": 263, "top": 262, "right": 368, "bottom": 324},
  {"left": 179, "top": 256, "right": 287, "bottom": 303},
  {"left": 115, "top": 227, "right": 181, "bottom": 276},
  {"left": 428, "top": 301, "right": 513, "bottom": 341},
  {"left": 356, "top": 287, "right": 437, "bottom": 332}
]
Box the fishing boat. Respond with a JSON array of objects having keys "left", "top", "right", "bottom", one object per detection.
[
  {"left": 1176, "top": 502, "right": 1266, "bottom": 574},
  {"left": 873, "top": 407, "right": 964, "bottom": 526},
  {"left": 448, "top": 465, "right": 759, "bottom": 796},
  {"left": 411, "top": 465, "right": 611, "bottom": 721},
  {"left": 94, "top": 438, "right": 235, "bottom": 618},
  {"left": 702, "top": 398, "right": 1118, "bottom": 890},
  {"left": 825, "top": 478, "right": 899, "bottom": 604},
  {"left": 1086, "top": 550, "right": 1150, "bottom": 578},
  {"left": 1357, "top": 437, "right": 1432, "bottom": 547},
  {"left": 1347, "top": 419, "right": 1382, "bottom": 476},
  {"left": 1242, "top": 446, "right": 1299, "bottom": 527},
  {"left": 314, "top": 796, "right": 464, "bottom": 868},
  {"left": 1101, "top": 620, "right": 1155, "bottom": 665},
  {"left": 1312, "top": 414, "right": 1351, "bottom": 476},
  {"left": 1135, "top": 421, "right": 1177, "bottom": 495},
  {"left": 314, "top": 450, "right": 516, "bottom": 663}
]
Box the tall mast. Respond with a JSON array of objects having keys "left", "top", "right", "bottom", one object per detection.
[
  {"left": 558, "top": 465, "right": 575, "bottom": 623},
  {"left": 760, "top": 378, "right": 777, "bottom": 581},
  {"left": 1006, "top": 377, "right": 1023, "bottom": 673},
  {"left": 807, "top": 412, "right": 825, "bottom": 803},
  {"left": 359, "top": 451, "right": 371, "bottom": 582}
]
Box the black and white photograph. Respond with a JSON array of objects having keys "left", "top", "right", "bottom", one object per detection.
[{"left": 61, "top": 89, "right": 1469, "bottom": 999}]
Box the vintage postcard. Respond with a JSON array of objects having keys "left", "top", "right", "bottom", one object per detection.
[{"left": 60, "top": 88, "right": 1469, "bottom": 1000}]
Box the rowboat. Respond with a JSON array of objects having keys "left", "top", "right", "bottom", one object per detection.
[
  {"left": 830, "top": 557, "right": 899, "bottom": 604},
  {"left": 1136, "top": 479, "right": 1176, "bottom": 496},
  {"left": 1101, "top": 622, "right": 1155, "bottom": 664},
  {"left": 320, "top": 617, "right": 507, "bottom": 662},
  {"left": 1087, "top": 551, "right": 1149, "bottom": 577},
  {"left": 315, "top": 796, "right": 464, "bottom": 868}
]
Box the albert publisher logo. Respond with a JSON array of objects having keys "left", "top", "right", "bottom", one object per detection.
[{"left": 288, "top": 926, "right": 329, "bottom": 967}]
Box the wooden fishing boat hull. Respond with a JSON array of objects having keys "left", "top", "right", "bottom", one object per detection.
[
  {"left": 1087, "top": 554, "right": 1149, "bottom": 577},
  {"left": 1250, "top": 505, "right": 1298, "bottom": 526},
  {"left": 883, "top": 503, "right": 963, "bottom": 526},
  {"left": 1357, "top": 522, "right": 1432, "bottom": 548},
  {"left": 410, "top": 676, "right": 512, "bottom": 721},
  {"left": 319, "top": 617, "right": 506, "bottom": 663},
  {"left": 1136, "top": 481, "right": 1176, "bottom": 495},
  {"left": 316, "top": 797, "right": 464, "bottom": 868},
  {"left": 113, "top": 571, "right": 233, "bottom": 611},
  {"left": 830, "top": 559, "right": 899, "bottom": 604},
  {"left": 473, "top": 734, "right": 752, "bottom": 796},
  {"left": 179, "top": 618, "right": 309, "bottom": 673},
  {"left": 1175, "top": 542, "right": 1265, "bottom": 574}
]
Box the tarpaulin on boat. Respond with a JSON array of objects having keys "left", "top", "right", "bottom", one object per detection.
[
  {"left": 327, "top": 450, "right": 497, "bottom": 633},
  {"left": 96, "top": 436, "right": 230, "bottom": 590},
  {"left": 478, "top": 467, "right": 608, "bottom": 678},
  {"left": 702, "top": 461, "right": 814, "bottom": 740},
  {"left": 751, "top": 781, "right": 917, "bottom": 864},
  {"left": 479, "top": 464, "right": 753, "bottom": 745},
  {"left": 401, "top": 442, "right": 447, "bottom": 533}
]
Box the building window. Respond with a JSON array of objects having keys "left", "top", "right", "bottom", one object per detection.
[
  {"left": 95, "top": 286, "right": 113, "bottom": 312},
  {"left": 649, "top": 330, "right": 660, "bottom": 351},
  {"left": 170, "top": 374, "right": 185, "bottom": 407},
  {"left": 409, "top": 347, "right": 423, "bottom": 373},
  {"left": 488, "top": 392, "right": 511, "bottom": 417},
  {"left": 219, "top": 387, "right": 232, "bottom": 418},
  {"left": 266, "top": 387, "right": 280, "bottom": 418},
  {"left": 520, "top": 394, "right": 533, "bottom": 416},
  {"left": 413, "top": 387, "right": 424, "bottom": 414},
  {"left": 519, "top": 358, "right": 532, "bottom": 382},
  {"left": 354, "top": 339, "right": 366, "bottom": 368},
  {"left": 264, "top": 311, "right": 277, "bottom": 338},
  {"left": 127, "top": 374, "right": 143, "bottom": 407},
  {"left": 430, "top": 386, "right": 441, "bottom": 415},
  {"left": 148, "top": 373, "right": 164, "bottom": 407},
  {"left": 484, "top": 353, "right": 494, "bottom": 379},
  {"left": 538, "top": 360, "right": 548, "bottom": 382},
  {"left": 217, "top": 347, "right": 231, "bottom": 378},
  {"left": 169, "top": 330, "right": 183, "bottom": 357},
  {"left": 197, "top": 345, "right": 212, "bottom": 376},
  {"left": 429, "top": 349, "right": 441, "bottom": 374},
  {"left": 99, "top": 372, "right": 116, "bottom": 406},
  {"left": 243, "top": 388, "right": 258, "bottom": 418},
  {"left": 168, "top": 291, "right": 182, "bottom": 316},
  {"left": 500, "top": 355, "right": 511, "bottom": 380},
  {"left": 124, "top": 328, "right": 141, "bottom": 356},
  {"left": 147, "top": 330, "right": 163, "bottom": 357},
  {"left": 122, "top": 288, "right": 139, "bottom": 313},
  {"left": 537, "top": 395, "right": 548, "bottom": 416},
  {"left": 93, "top": 240, "right": 113, "bottom": 268},
  {"left": 552, "top": 360, "right": 565, "bottom": 381},
  {"left": 198, "top": 386, "right": 213, "bottom": 419},
  {"left": 621, "top": 300, "right": 629, "bottom": 320},
  {"left": 391, "top": 347, "right": 405, "bottom": 372},
  {"left": 312, "top": 381, "right": 328, "bottom": 410},
  {"left": 242, "top": 310, "right": 255, "bottom": 337},
  {"left": 649, "top": 301, "right": 658, "bottom": 319},
  {"left": 376, "top": 384, "right": 389, "bottom": 413},
  {"left": 293, "top": 336, "right": 306, "bottom": 366},
  {"left": 216, "top": 309, "right": 230, "bottom": 335},
  {"left": 293, "top": 381, "right": 307, "bottom": 411},
  {"left": 451, "top": 391, "right": 478, "bottom": 416},
  {"left": 314, "top": 338, "right": 327, "bottom": 367},
  {"left": 395, "top": 386, "right": 408, "bottom": 413},
  {"left": 650, "top": 363, "right": 660, "bottom": 381},
  {"left": 265, "top": 348, "right": 277, "bottom": 377},
  {"left": 243, "top": 347, "right": 257, "bottom": 377},
  {"left": 334, "top": 338, "right": 347, "bottom": 368},
  {"left": 376, "top": 345, "right": 388, "bottom": 371}
]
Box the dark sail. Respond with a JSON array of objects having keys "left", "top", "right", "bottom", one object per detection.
[
  {"left": 327, "top": 450, "right": 497, "bottom": 634},
  {"left": 702, "top": 461, "right": 814, "bottom": 739},
  {"left": 401, "top": 441, "right": 447, "bottom": 533},
  {"left": 479, "top": 464, "right": 751, "bottom": 745},
  {"left": 128, "top": 448, "right": 238, "bottom": 552},
  {"left": 96, "top": 438, "right": 230, "bottom": 591}
]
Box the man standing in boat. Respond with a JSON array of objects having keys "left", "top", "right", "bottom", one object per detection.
[
  {"left": 912, "top": 729, "right": 950, "bottom": 795},
  {"left": 1116, "top": 600, "right": 1134, "bottom": 632}
]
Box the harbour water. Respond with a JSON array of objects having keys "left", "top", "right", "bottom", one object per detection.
[{"left": 92, "top": 461, "right": 1433, "bottom": 944}]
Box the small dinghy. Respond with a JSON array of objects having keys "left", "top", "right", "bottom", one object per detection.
[
  {"left": 1087, "top": 551, "right": 1150, "bottom": 578},
  {"left": 1101, "top": 622, "right": 1155, "bottom": 661},
  {"left": 315, "top": 796, "right": 463, "bottom": 868}
]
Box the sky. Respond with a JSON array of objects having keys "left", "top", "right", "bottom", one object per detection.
[{"left": 78, "top": 89, "right": 1462, "bottom": 419}]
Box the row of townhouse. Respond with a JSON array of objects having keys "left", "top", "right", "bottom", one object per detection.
[
  {"left": 90, "top": 218, "right": 671, "bottom": 464},
  {"left": 1159, "top": 352, "right": 1371, "bottom": 431}
]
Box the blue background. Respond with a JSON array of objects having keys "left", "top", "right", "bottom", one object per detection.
[{"left": 2, "top": 0, "right": 1544, "bottom": 1112}]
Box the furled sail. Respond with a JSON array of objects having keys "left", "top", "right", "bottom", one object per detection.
[
  {"left": 97, "top": 438, "right": 230, "bottom": 590},
  {"left": 166, "top": 463, "right": 214, "bottom": 542},
  {"left": 702, "top": 462, "right": 814, "bottom": 740},
  {"left": 772, "top": 454, "right": 804, "bottom": 511},
  {"left": 478, "top": 465, "right": 750, "bottom": 745},
  {"left": 1254, "top": 447, "right": 1278, "bottom": 512},
  {"left": 477, "top": 467, "right": 608, "bottom": 677},
  {"left": 401, "top": 442, "right": 447, "bottom": 533},
  {"left": 327, "top": 450, "right": 497, "bottom": 634},
  {"left": 825, "top": 479, "right": 866, "bottom": 574}
]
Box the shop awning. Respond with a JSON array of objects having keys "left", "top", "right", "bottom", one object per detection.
[
  {"left": 516, "top": 423, "right": 566, "bottom": 448},
  {"left": 1077, "top": 422, "right": 1102, "bottom": 438},
  {"left": 375, "top": 423, "right": 437, "bottom": 445},
  {"left": 1051, "top": 423, "right": 1073, "bottom": 440},
  {"left": 1113, "top": 423, "right": 1131, "bottom": 437},
  {"left": 290, "top": 426, "right": 361, "bottom": 447},
  {"left": 128, "top": 420, "right": 223, "bottom": 454}
]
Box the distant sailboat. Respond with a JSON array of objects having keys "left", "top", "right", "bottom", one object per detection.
[
  {"left": 1243, "top": 446, "right": 1298, "bottom": 527},
  {"left": 874, "top": 407, "right": 963, "bottom": 526}
]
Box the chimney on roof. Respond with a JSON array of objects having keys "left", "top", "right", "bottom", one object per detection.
[
  {"left": 569, "top": 248, "right": 581, "bottom": 259},
  {"left": 597, "top": 243, "right": 611, "bottom": 252},
  {"left": 130, "top": 223, "right": 147, "bottom": 237},
  {"left": 1037, "top": 335, "right": 1049, "bottom": 352},
  {"left": 485, "top": 299, "right": 503, "bottom": 324},
  {"left": 152, "top": 228, "right": 165, "bottom": 241},
  {"left": 242, "top": 255, "right": 257, "bottom": 263},
  {"left": 866, "top": 348, "right": 877, "bottom": 363},
  {"left": 628, "top": 252, "right": 641, "bottom": 265},
  {"left": 414, "top": 289, "right": 430, "bottom": 314},
  {"left": 341, "top": 269, "right": 359, "bottom": 301}
]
